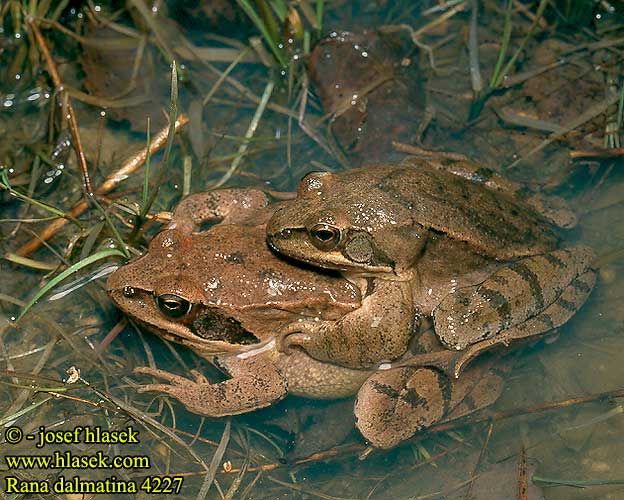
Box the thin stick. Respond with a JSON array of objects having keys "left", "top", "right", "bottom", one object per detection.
[
  {"left": 15, "top": 115, "right": 189, "bottom": 257},
  {"left": 212, "top": 81, "right": 274, "bottom": 188},
  {"left": 427, "top": 386, "right": 624, "bottom": 434},
  {"left": 517, "top": 446, "right": 528, "bottom": 500},
  {"left": 27, "top": 17, "right": 93, "bottom": 194},
  {"left": 506, "top": 94, "right": 620, "bottom": 168},
  {"left": 570, "top": 147, "right": 624, "bottom": 159},
  {"left": 464, "top": 422, "right": 493, "bottom": 500},
  {"left": 221, "top": 386, "right": 624, "bottom": 474}
]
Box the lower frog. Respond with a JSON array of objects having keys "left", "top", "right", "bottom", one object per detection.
[
  {"left": 107, "top": 190, "right": 507, "bottom": 449},
  {"left": 265, "top": 155, "right": 597, "bottom": 377}
]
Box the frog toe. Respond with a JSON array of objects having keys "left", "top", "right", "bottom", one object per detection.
[
  {"left": 136, "top": 382, "right": 180, "bottom": 395},
  {"left": 189, "top": 369, "right": 209, "bottom": 384},
  {"left": 134, "top": 366, "right": 191, "bottom": 385}
]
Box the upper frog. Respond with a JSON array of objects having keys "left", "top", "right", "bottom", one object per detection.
[
  {"left": 266, "top": 156, "right": 596, "bottom": 377},
  {"left": 266, "top": 156, "right": 561, "bottom": 279}
]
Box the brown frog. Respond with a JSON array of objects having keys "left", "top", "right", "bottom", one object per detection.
[
  {"left": 266, "top": 155, "right": 597, "bottom": 377},
  {"left": 107, "top": 189, "right": 507, "bottom": 449}
]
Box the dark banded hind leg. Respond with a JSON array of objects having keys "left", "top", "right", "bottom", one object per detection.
[
  {"left": 446, "top": 269, "right": 597, "bottom": 376},
  {"left": 434, "top": 247, "right": 596, "bottom": 352},
  {"left": 394, "top": 267, "right": 596, "bottom": 379},
  {"left": 355, "top": 352, "right": 509, "bottom": 449},
  {"left": 355, "top": 367, "right": 448, "bottom": 449}
]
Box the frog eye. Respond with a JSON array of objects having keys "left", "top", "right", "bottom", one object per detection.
[
  {"left": 309, "top": 224, "right": 341, "bottom": 250},
  {"left": 157, "top": 294, "right": 192, "bottom": 318}
]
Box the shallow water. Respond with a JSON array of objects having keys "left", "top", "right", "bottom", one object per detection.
[{"left": 1, "top": 1, "right": 624, "bottom": 499}]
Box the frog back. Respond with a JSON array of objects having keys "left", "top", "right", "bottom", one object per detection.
[{"left": 372, "top": 162, "right": 559, "bottom": 259}]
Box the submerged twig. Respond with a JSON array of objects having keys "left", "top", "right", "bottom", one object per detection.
[
  {"left": 517, "top": 446, "right": 529, "bottom": 500},
  {"left": 506, "top": 94, "right": 620, "bottom": 168},
  {"left": 208, "top": 385, "right": 624, "bottom": 477}
]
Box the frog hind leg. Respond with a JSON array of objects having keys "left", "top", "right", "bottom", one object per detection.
[
  {"left": 395, "top": 255, "right": 596, "bottom": 379},
  {"left": 354, "top": 367, "right": 448, "bottom": 449},
  {"left": 434, "top": 246, "right": 596, "bottom": 352},
  {"left": 446, "top": 268, "right": 596, "bottom": 377},
  {"left": 356, "top": 355, "right": 510, "bottom": 449},
  {"left": 444, "top": 354, "right": 509, "bottom": 421},
  {"left": 279, "top": 279, "right": 414, "bottom": 369},
  {"left": 134, "top": 354, "right": 287, "bottom": 417}
]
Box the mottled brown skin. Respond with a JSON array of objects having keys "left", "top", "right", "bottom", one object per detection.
[
  {"left": 108, "top": 190, "right": 368, "bottom": 414},
  {"left": 355, "top": 330, "right": 509, "bottom": 449},
  {"left": 109, "top": 189, "right": 506, "bottom": 448},
  {"left": 266, "top": 156, "right": 596, "bottom": 375}
]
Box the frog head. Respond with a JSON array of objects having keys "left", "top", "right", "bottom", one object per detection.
[{"left": 266, "top": 170, "right": 426, "bottom": 278}]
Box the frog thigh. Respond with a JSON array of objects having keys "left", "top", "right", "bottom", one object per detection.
[
  {"left": 354, "top": 367, "right": 447, "bottom": 449},
  {"left": 434, "top": 246, "right": 596, "bottom": 351},
  {"left": 444, "top": 356, "right": 507, "bottom": 421},
  {"left": 448, "top": 268, "right": 596, "bottom": 377},
  {"left": 134, "top": 354, "right": 287, "bottom": 417},
  {"left": 281, "top": 279, "right": 414, "bottom": 369},
  {"left": 170, "top": 188, "right": 269, "bottom": 231}
]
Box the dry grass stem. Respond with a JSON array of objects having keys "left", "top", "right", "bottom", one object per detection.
[{"left": 27, "top": 17, "right": 92, "bottom": 194}]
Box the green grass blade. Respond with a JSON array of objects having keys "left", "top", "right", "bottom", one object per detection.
[
  {"left": 236, "top": 0, "right": 287, "bottom": 67},
  {"left": 0, "top": 170, "right": 82, "bottom": 227},
  {"left": 316, "top": 0, "right": 324, "bottom": 30},
  {"left": 489, "top": 0, "right": 513, "bottom": 89},
  {"left": 16, "top": 248, "right": 126, "bottom": 321},
  {"left": 142, "top": 117, "right": 151, "bottom": 209},
  {"left": 141, "top": 61, "right": 178, "bottom": 219}
]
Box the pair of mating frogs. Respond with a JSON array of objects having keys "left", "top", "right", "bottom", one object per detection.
[{"left": 108, "top": 155, "right": 596, "bottom": 449}]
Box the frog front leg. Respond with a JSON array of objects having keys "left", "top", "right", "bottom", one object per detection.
[
  {"left": 280, "top": 279, "right": 415, "bottom": 369},
  {"left": 169, "top": 188, "right": 269, "bottom": 232},
  {"left": 134, "top": 352, "right": 287, "bottom": 417}
]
